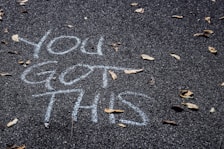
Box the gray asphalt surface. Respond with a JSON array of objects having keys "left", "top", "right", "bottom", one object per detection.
[{"left": 0, "top": 0, "right": 224, "bottom": 148}]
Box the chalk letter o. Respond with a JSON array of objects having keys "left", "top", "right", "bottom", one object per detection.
[
  {"left": 59, "top": 64, "right": 94, "bottom": 85},
  {"left": 47, "top": 36, "right": 81, "bottom": 55}
]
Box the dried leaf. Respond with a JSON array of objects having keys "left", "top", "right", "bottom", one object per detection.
[
  {"left": 17, "top": 0, "right": 28, "bottom": 5},
  {"left": 0, "top": 9, "right": 4, "bottom": 21},
  {"left": 1, "top": 40, "right": 8, "bottom": 45},
  {"left": 0, "top": 72, "right": 12, "bottom": 76},
  {"left": 18, "top": 60, "right": 24, "bottom": 64},
  {"left": 134, "top": 8, "right": 144, "bottom": 13},
  {"left": 118, "top": 123, "right": 127, "bottom": 128},
  {"left": 221, "top": 82, "right": 224, "bottom": 86},
  {"left": 162, "top": 120, "right": 177, "bottom": 125},
  {"left": 110, "top": 42, "right": 121, "bottom": 52},
  {"left": 108, "top": 70, "right": 117, "bottom": 80},
  {"left": 7, "top": 118, "right": 18, "bottom": 127},
  {"left": 124, "top": 69, "right": 144, "bottom": 74},
  {"left": 182, "top": 102, "right": 199, "bottom": 110},
  {"left": 208, "top": 46, "right": 217, "bottom": 54},
  {"left": 205, "top": 17, "right": 211, "bottom": 24},
  {"left": 8, "top": 51, "right": 19, "bottom": 55},
  {"left": 171, "top": 105, "right": 184, "bottom": 112},
  {"left": 141, "top": 54, "right": 155, "bottom": 61},
  {"left": 210, "top": 107, "right": 215, "bottom": 113},
  {"left": 203, "top": 30, "right": 214, "bottom": 34},
  {"left": 65, "top": 24, "right": 74, "bottom": 28},
  {"left": 170, "top": 53, "right": 180, "bottom": 60},
  {"left": 172, "top": 15, "right": 183, "bottom": 19},
  {"left": 180, "top": 90, "right": 194, "bottom": 99},
  {"left": 25, "top": 60, "right": 31, "bottom": 65},
  {"left": 219, "top": 16, "right": 224, "bottom": 20},
  {"left": 104, "top": 108, "right": 124, "bottom": 114},
  {"left": 193, "top": 32, "right": 207, "bottom": 37},
  {"left": 130, "top": 2, "right": 138, "bottom": 6},
  {"left": 12, "top": 34, "right": 19, "bottom": 42}
]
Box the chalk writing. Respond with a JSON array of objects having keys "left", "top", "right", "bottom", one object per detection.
[
  {"left": 19, "top": 30, "right": 104, "bottom": 58},
  {"left": 19, "top": 30, "right": 156, "bottom": 127},
  {"left": 33, "top": 89, "right": 151, "bottom": 126}
]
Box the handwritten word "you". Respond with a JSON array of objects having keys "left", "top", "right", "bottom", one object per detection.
[{"left": 19, "top": 30, "right": 104, "bottom": 58}]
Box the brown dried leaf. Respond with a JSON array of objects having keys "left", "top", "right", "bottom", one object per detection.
[
  {"left": 17, "top": 0, "right": 28, "bottom": 5},
  {"left": 18, "top": 60, "right": 24, "bottom": 64},
  {"left": 193, "top": 32, "right": 207, "bottom": 37},
  {"left": 110, "top": 42, "right": 121, "bottom": 52},
  {"left": 219, "top": 16, "right": 224, "bottom": 20},
  {"left": 118, "top": 123, "right": 127, "bottom": 128},
  {"left": 0, "top": 9, "right": 4, "bottom": 21},
  {"left": 182, "top": 102, "right": 199, "bottom": 110},
  {"left": 205, "top": 17, "right": 211, "bottom": 24},
  {"left": 25, "top": 60, "right": 31, "bottom": 65},
  {"left": 172, "top": 15, "right": 183, "bottom": 19},
  {"left": 108, "top": 70, "right": 117, "bottom": 80},
  {"left": 162, "top": 120, "right": 177, "bottom": 125},
  {"left": 130, "top": 2, "right": 138, "bottom": 6},
  {"left": 203, "top": 30, "right": 214, "bottom": 34},
  {"left": 134, "top": 8, "right": 144, "bottom": 13},
  {"left": 170, "top": 53, "right": 180, "bottom": 60},
  {"left": 7, "top": 118, "right": 18, "bottom": 127},
  {"left": 0, "top": 72, "right": 12, "bottom": 76},
  {"left": 124, "top": 69, "right": 144, "bottom": 74},
  {"left": 180, "top": 90, "right": 194, "bottom": 99},
  {"left": 12, "top": 34, "right": 19, "bottom": 42},
  {"left": 208, "top": 46, "right": 217, "bottom": 54},
  {"left": 104, "top": 108, "right": 124, "bottom": 114},
  {"left": 8, "top": 51, "right": 19, "bottom": 55},
  {"left": 141, "top": 54, "right": 155, "bottom": 61}
]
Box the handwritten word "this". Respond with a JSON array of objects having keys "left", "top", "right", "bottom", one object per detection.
[
  {"left": 33, "top": 89, "right": 152, "bottom": 126},
  {"left": 19, "top": 30, "right": 104, "bottom": 58}
]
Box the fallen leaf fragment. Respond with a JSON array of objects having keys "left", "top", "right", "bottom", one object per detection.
[
  {"left": 118, "top": 123, "right": 127, "bottom": 128},
  {"left": 25, "top": 60, "right": 31, "bottom": 65},
  {"left": 44, "top": 122, "right": 49, "bottom": 128},
  {"left": 221, "top": 82, "right": 224, "bottom": 86},
  {"left": 134, "top": 8, "right": 144, "bottom": 13},
  {"left": 65, "top": 24, "right": 74, "bottom": 28},
  {"left": 210, "top": 107, "right": 215, "bottom": 113},
  {"left": 208, "top": 46, "right": 217, "bottom": 54},
  {"left": 0, "top": 9, "right": 4, "bottom": 21},
  {"left": 7, "top": 144, "right": 26, "bottom": 149},
  {"left": 170, "top": 53, "right": 180, "bottom": 60},
  {"left": 7, "top": 118, "right": 18, "bottom": 127},
  {"left": 1, "top": 40, "right": 8, "bottom": 44},
  {"left": 172, "top": 15, "right": 183, "bottom": 19},
  {"left": 17, "top": 0, "right": 28, "bottom": 5},
  {"left": 110, "top": 42, "right": 121, "bottom": 52},
  {"left": 12, "top": 34, "right": 19, "bottom": 42},
  {"left": 162, "top": 120, "right": 177, "bottom": 125},
  {"left": 182, "top": 102, "right": 199, "bottom": 110},
  {"left": 193, "top": 32, "right": 207, "bottom": 37},
  {"left": 124, "top": 69, "right": 143, "bottom": 74},
  {"left": 0, "top": 72, "right": 12, "bottom": 76},
  {"left": 141, "top": 54, "right": 155, "bottom": 61},
  {"left": 4, "top": 28, "right": 9, "bottom": 33},
  {"left": 8, "top": 51, "right": 19, "bottom": 55},
  {"left": 130, "top": 2, "right": 138, "bottom": 6},
  {"left": 203, "top": 29, "right": 214, "bottom": 34},
  {"left": 171, "top": 105, "right": 184, "bottom": 112},
  {"left": 180, "top": 90, "right": 194, "bottom": 99},
  {"left": 219, "top": 16, "right": 224, "bottom": 20},
  {"left": 108, "top": 70, "right": 117, "bottom": 80},
  {"left": 104, "top": 108, "right": 124, "bottom": 114},
  {"left": 205, "top": 17, "right": 211, "bottom": 24},
  {"left": 18, "top": 60, "right": 31, "bottom": 67}
]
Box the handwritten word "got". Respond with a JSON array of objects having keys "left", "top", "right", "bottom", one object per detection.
[{"left": 19, "top": 30, "right": 104, "bottom": 59}]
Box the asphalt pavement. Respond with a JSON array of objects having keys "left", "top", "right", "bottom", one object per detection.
[{"left": 0, "top": 0, "right": 224, "bottom": 148}]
